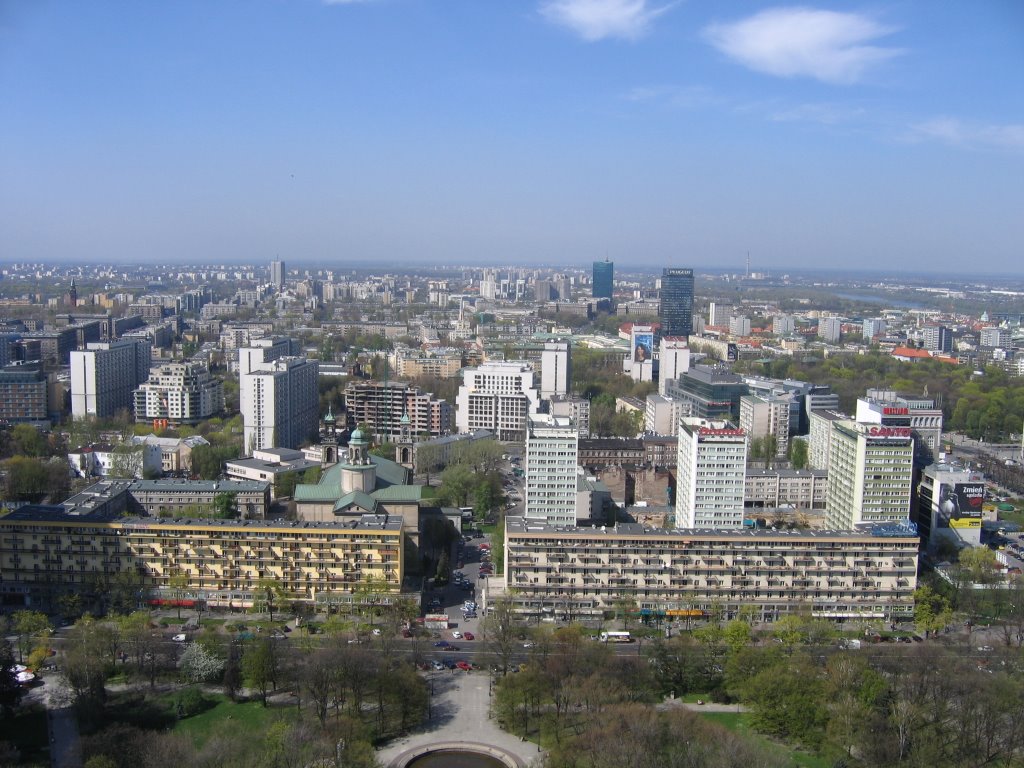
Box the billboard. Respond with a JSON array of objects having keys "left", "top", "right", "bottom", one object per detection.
[
  {"left": 938, "top": 482, "right": 984, "bottom": 529},
  {"left": 632, "top": 330, "right": 654, "bottom": 362}
]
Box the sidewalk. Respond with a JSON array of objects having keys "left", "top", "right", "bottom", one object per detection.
[{"left": 375, "top": 672, "right": 543, "bottom": 768}]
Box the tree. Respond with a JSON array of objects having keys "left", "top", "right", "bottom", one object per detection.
[
  {"left": 168, "top": 572, "right": 190, "bottom": 620},
  {"left": 180, "top": 642, "right": 225, "bottom": 684},
  {"left": 914, "top": 584, "right": 953, "bottom": 637},
  {"left": 416, "top": 443, "right": 443, "bottom": 485},
  {"left": 723, "top": 619, "right": 753, "bottom": 654},
  {"left": 13, "top": 610, "right": 51, "bottom": 664},
  {"left": 257, "top": 578, "right": 285, "bottom": 623},
  {"left": 482, "top": 599, "right": 520, "bottom": 676},
  {"left": 242, "top": 637, "right": 279, "bottom": 707},
  {"left": 789, "top": 438, "right": 809, "bottom": 470},
  {"left": 213, "top": 492, "right": 239, "bottom": 519},
  {"left": 60, "top": 616, "right": 117, "bottom": 710}
]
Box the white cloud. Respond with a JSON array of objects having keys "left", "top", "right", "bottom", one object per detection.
[
  {"left": 540, "top": 0, "right": 671, "bottom": 42},
  {"left": 703, "top": 7, "right": 903, "bottom": 85},
  {"left": 911, "top": 118, "right": 1024, "bottom": 152}
]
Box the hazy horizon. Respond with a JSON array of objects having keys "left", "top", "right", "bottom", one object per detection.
[{"left": 2, "top": 2, "right": 1021, "bottom": 273}]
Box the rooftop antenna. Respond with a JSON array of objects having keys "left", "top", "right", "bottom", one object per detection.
[{"left": 746, "top": 251, "right": 750, "bottom": 279}]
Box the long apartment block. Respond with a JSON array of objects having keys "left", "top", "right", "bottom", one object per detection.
[
  {"left": 0, "top": 506, "right": 403, "bottom": 610},
  {"left": 504, "top": 517, "right": 918, "bottom": 623}
]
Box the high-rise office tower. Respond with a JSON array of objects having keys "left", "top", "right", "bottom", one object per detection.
[
  {"left": 70, "top": 339, "right": 152, "bottom": 419},
  {"left": 525, "top": 414, "right": 579, "bottom": 526},
  {"left": 592, "top": 259, "right": 613, "bottom": 299},
  {"left": 659, "top": 268, "right": 694, "bottom": 337},
  {"left": 271, "top": 260, "right": 286, "bottom": 290},
  {"left": 675, "top": 418, "right": 747, "bottom": 528}
]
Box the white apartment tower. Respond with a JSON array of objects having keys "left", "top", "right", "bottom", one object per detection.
[
  {"left": 237, "top": 337, "right": 298, "bottom": 376},
  {"left": 71, "top": 339, "right": 153, "bottom": 420},
  {"left": 658, "top": 338, "right": 691, "bottom": 395},
  {"left": 818, "top": 317, "right": 842, "bottom": 343},
  {"left": 134, "top": 362, "right": 224, "bottom": 424},
  {"left": 708, "top": 302, "right": 733, "bottom": 328},
  {"left": 241, "top": 357, "right": 320, "bottom": 452},
  {"left": 675, "top": 418, "right": 748, "bottom": 529},
  {"left": 825, "top": 420, "right": 914, "bottom": 530},
  {"left": 524, "top": 414, "right": 579, "bottom": 526},
  {"left": 455, "top": 362, "right": 540, "bottom": 441},
  {"left": 540, "top": 341, "right": 571, "bottom": 400},
  {"left": 739, "top": 394, "right": 791, "bottom": 459}
]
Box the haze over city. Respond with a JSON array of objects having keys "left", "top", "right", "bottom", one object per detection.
[{"left": 1, "top": 0, "right": 1022, "bottom": 273}]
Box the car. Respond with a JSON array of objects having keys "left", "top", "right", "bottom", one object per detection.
[
  {"left": 431, "top": 660, "right": 445, "bottom": 671},
  {"left": 434, "top": 640, "right": 450, "bottom": 648},
  {"left": 372, "top": 628, "right": 382, "bottom": 636},
  {"left": 451, "top": 631, "right": 462, "bottom": 639},
  {"left": 523, "top": 641, "right": 534, "bottom": 649},
  {"left": 448, "top": 645, "right": 460, "bottom": 651},
  {"left": 401, "top": 629, "right": 412, "bottom": 638},
  {"left": 172, "top": 633, "right": 187, "bottom": 642},
  {"left": 456, "top": 661, "right": 472, "bottom": 671},
  {"left": 463, "top": 632, "right": 474, "bottom": 641},
  {"left": 978, "top": 645, "right": 994, "bottom": 652},
  {"left": 464, "top": 613, "right": 477, "bottom": 620}
]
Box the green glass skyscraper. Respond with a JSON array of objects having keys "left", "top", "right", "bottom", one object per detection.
[
  {"left": 659, "top": 267, "right": 694, "bottom": 337},
  {"left": 592, "top": 258, "right": 613, "bottom": 299}
]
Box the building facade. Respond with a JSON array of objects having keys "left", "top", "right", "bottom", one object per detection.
[
  {"left": 70, "top": 338, "right": 152, "bottom": 419},
  {"left": 134, "top": 362, "right": 225, "bottom": 424},
  {"left": 592, "top": 259, "right": 613, "bottom": 300},
  {"left": 455, "top": 362, "right": 540, "bottom": 441},
  {"left": 0, "top": 507, "right": 400, "bottom": 610},
  {"left": 539, "top": 341, "right": 571, "bottom": 400},
  {"left": 503, "top": 518, "right": 918, "bottom": 623},
  {"left": 240, "top": 357, "right": 320, "bottom": 451},
  {"left": 675, "top": 419, "right": 748, "bottom": 529},
  {"left": 825, "top": 420, "right": 915, "bottom": 530},
  {"left": 344, "top": 380, "right": 454, "bottom": 441},
  {"left": 0, "top": 362, "right": 48, "bottom": 422},
  {"left": 524, "top": 414, "right": 579, "bottom": 526},
  {"left": 659, "top": 268, "right": 694, "bottom": 338}
]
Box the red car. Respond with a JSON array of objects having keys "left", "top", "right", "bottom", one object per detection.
[
  {"left": 463, "top": 632, "right": 475, "bottom": 641},
  {"left": 456, "top": 661, "right": 472, "bottom": 671}
]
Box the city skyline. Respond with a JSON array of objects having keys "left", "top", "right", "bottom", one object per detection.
[{"left": 1, "top": 1, "right": 1021, "bottom": 273}]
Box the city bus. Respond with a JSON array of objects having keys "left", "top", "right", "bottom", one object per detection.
[{"left": 599, "top": 631, "right": 633, "bottom": 643}]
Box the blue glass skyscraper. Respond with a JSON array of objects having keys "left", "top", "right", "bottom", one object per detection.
[
  {"left": 592, "top": 258, "right": 613, "bottom": 299},
  {"left": 659, "top": 268, "right": 694, "bottom": 337}
]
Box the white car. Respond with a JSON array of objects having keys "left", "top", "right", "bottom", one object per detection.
[
  {"left": 372, "top": 628, "right": 382, "bottom": 636},
  {"left": 451, "top": 631, "right": 463, "bottom": 639},
  {"left": 172, "top": 633, "right": 187, "bottom": 642}
]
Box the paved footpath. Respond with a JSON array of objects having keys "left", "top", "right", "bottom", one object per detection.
[{"left": 376, "top": 672, "right": 544, "bottom": 768}]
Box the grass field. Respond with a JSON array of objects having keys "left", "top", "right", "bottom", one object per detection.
[
  {"left": 171, "top": 694, "right": 287, "bottom": 745},
  {"left": 697, "top": 711, "right": 830, "bottom": 768}
]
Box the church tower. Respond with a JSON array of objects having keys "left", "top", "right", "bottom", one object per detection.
[
  {"left": 320, "top": 405, "right": 339, "bottom": 468},
  {"left": 397, "top": 411, "right": 414, "bottom": 469}
]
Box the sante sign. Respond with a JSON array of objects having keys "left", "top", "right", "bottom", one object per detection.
[{"left": 867, "top": 426, "right": 911, "bottom": 437}]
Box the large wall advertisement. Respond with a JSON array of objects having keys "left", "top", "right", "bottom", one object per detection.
[
  {"left": 633, "top": 330, "right": 654, "bottom": 363},
  {"left": 938, "top": 482, "right": 985, "bottom": 529}
]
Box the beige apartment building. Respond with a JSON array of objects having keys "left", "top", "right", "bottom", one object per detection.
[
  {"left": 503, "top": 518, "right": 917, "bottom": 623},
  {"left": 0, "top": 507, "right": 404, "bottom": 611}
]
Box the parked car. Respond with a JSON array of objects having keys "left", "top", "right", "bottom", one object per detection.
[
  {"left": 171, "top": 633, "right": 187, "bottom": 642},
  {"left": 456, "top": 661, "right": 472, "bottom": 671},
  {"left": 451, "top": 631, "right": 463, "bottom": 639},
  {"left": 463, "top": 632, "right": 475, "bottom": 641}
]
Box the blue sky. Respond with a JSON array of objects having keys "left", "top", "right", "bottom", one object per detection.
[{"left": 1, "top": 1, "right": 1022, "bottom": 273}]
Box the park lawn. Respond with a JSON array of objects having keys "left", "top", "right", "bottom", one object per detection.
[
  {"left": 698, "top": 711, "right": 829, "bottom": 768},
  {"left": 172, "top": 694, "right": 286, "bottom": 746}
]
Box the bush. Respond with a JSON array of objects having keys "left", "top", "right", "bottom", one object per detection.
[{"left": 175, "top": 687, "right": 210, "bottom": 718}]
